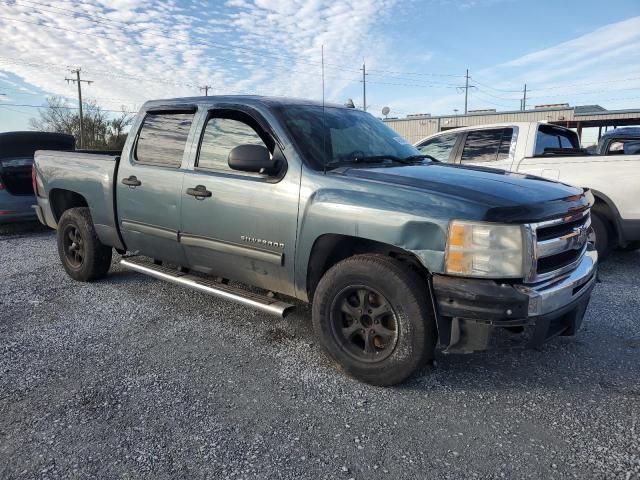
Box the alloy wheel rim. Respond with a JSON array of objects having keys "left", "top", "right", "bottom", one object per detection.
[
  {"left": 329, "top": 285, "right": 399, "bottom": 363},
  {"left": 63, "top": 225, "right": 85, "bottom": 268}
]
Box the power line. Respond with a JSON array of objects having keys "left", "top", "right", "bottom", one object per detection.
[
  {"left": 525, "top": 86, "right": 640, "bottom": 100},
  {"left": 470, "top": 91, "right": 519, "bottom": 109},
  {"left": 0, "top": 53, "right": 362, "bottom": 103},
  {"left": 4, "top": 0, "right": 471, "bottom": 86},
  {"left": 470, "top": 77, "right": 523, "bottom": 93},
  {"left": 473, "top": 74, "right": 640, "bottom": 94},
  {"left": 365, "top": 79, "right": 459, "bottom": 89},
  {"left": 0, "top": 33, "right": 361, "bottom": 89},
  {"left": 0, "top": 102, "right": 137, "bottom": 113},
  {"left": 365, "top": 68, "right": 463, "bottom": 78}
]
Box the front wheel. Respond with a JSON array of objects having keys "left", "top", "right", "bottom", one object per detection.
[
  {"left": 57, "top": 207, "right": 112, "bottom": 282},
  {"left": 589, "top": 211, "right": 613, "bottom": 260},
  {"left": 312, "top": 254, "right": 436, "bottom": 386}
]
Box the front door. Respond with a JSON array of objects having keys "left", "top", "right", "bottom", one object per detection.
[
  {"left": 180, "top": 108, "right": 299, "bottom": 296},
  {"left": 117, "top": 109, "right": 196, "bottom": 265}
]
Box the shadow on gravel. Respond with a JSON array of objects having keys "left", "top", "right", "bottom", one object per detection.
[{"left": 0, "top": 221, "right": 49, "bottom": 237}]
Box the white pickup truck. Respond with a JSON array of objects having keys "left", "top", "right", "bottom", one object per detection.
[{"left": 415, "top": 122, "right": 640, "bottom": 257}]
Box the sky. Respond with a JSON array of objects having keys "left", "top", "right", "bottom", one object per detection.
[{"left": 0, "top": 0, "right": 639, "bottom": 133}]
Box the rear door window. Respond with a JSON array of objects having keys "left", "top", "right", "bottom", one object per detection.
[
  {"left": 135, "top": 113, "right": 194, "bottom": 167},
  {"left": 416, "top": 134, "right": 458, "bottom": 162},
  {"left": 534, "top": 125, "right": 579, "bottom": 155},
  {"left": 460, "top": 128, "right": 513, "bottom": 163}
]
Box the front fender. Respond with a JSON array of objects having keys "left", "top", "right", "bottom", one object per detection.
[{"left": 294, "top": 187, "right": 450, "bottom": 298}]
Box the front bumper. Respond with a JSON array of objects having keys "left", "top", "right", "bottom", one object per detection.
[{"left": 431, "top": 246, "right": 597, "bottom": 352}]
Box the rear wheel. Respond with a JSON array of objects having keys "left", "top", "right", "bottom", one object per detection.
[
  {"left": 57, "top": 207, "right": 112, "bottom": 281},
  {"left": 312, "top": 254, "right": 436, "bottom": 386}
]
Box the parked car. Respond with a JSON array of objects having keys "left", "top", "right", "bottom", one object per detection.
[
  {"left": 415, "top": 122, "right": 640, "bottom": 257},
  {"left": 596, "top": 127, "right": 640, "bottom": 156},
  {"left": 33, "top": 96, "right": 597, "bottom": 386},
  {"left": 0, "top": 131, "right": 75, "bottom": 224}
]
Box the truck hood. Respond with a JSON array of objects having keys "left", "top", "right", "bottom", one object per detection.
[{"left": 339, "top": 163, "right": 590, "bottom": 223}]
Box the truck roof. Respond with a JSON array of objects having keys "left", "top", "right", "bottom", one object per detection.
[
  {"left": 599, "top": 127, "right": 640, "bottom": 139},
  {"left": 141, "top": 95, "right": 348, "bottom": 111}
]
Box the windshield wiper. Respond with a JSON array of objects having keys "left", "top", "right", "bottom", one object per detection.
[
  {"left": 325, "top": 154, "right": 436, "bottom": 169},
  {"left": 400, "top": 154, "right": 439, "bottom": 163},
  {"left": 353, "top": 154, "right": 437, "bottom": 164},
  {"left": 325, "top": 156, "right": 397, "bottom": 168}
]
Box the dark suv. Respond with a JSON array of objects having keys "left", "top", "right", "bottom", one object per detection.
[{"left": 0, "top": 132, "right": 74, "bottom": 223}]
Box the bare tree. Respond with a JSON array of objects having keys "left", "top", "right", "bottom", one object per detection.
[{"left": 30, "top": 96, "right": 134, "bottom": 150}]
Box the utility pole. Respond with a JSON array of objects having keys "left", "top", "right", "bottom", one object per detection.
[
  {"left": 522, "top": 83, "right": 527, "bottom": 111},
  {"left": 456, "top": 69, "right": 475, "bottom": 115},
  {"left": 360, "top": 61, "right": 367, "bottom": 112},
  {"left": 199, "top": 85, "right": 212, "bottom": 96},
  {"left": 65, "top": 68, "right": 93, "bottom": 149},
  {"left": 464, "top": 69, "right": 469, "bottom": 114}
]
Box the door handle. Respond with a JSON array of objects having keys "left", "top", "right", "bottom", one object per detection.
[
  {"left": 186, "top": 185, "right": 212, "bottom": 198},
  {"left": 122, "top": 175, "right": 142, "bottom": 187}
]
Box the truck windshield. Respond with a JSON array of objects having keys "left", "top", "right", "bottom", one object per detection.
[{"left": 273, "top": 105, "right": 424, "bottom": 170}]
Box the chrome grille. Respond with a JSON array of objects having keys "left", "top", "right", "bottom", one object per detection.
[{"left": 524, "top": 209, "right": 591, "bottom": 283}]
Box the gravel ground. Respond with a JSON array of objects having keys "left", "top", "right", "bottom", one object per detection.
[{"left": 0, "top": 222, "right": 638, "bottom": 479}]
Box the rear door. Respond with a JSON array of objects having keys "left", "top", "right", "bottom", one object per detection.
[{"left": 117, "top": 107, "right": 197, "bottom": 265}]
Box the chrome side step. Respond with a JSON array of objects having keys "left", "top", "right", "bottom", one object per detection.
[{"left": 120, "top": 257, "right": 294, "bottom": 317}]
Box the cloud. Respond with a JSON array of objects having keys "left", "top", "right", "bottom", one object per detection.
[
  {"left": 502, "top": 17, "right": 640, "bottom": 71},
  {"left": 471, "top": 16, "right": 640, "bottom": 109},
  {"left": 382, "top": 15, "right": 640, "bottom": 116},
  {"left": 0, "top": 0, "right": 398, "bottom": 115}
]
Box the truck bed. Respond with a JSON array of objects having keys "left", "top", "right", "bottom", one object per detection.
[{"left": 34, "top": 150, "right": 123, "bottom": 249}]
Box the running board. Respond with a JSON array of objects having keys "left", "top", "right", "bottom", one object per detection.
[{"left": 120, "top": 257, "right": 294, "bottom": 317}]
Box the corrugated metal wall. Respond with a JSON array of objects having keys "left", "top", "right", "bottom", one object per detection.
[{"left": 384, "top": 108, "right": 575, "bottom": 143}]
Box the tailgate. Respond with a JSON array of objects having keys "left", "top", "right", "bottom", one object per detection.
[{"left": 0, "top": 157, "right": 34, "bottom": 196}]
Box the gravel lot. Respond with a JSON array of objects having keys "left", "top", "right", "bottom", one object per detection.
[{"left": 1, "top": 222, "right": 638, "bottom": 479}]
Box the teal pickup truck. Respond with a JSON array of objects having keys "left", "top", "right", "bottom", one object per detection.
[{"left": 33, "top": 96, "right": 597, "bottom": 385}]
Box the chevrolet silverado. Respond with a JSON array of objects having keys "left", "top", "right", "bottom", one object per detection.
[{"left": 33, "top": 97, "right": 597, "bottom": 385}]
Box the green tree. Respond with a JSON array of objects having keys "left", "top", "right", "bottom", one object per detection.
[{"left": 29, "top": 96, "right": 134, "bottom": 150}]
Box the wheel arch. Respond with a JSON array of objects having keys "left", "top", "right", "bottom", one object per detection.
[
  {"left": 304, "top": 234, "right": 430, "bottom": 303},
  {"left": 588, "top": 188, "right": 622, "bottom": 245},
  {"left": 49, "top": 188, "right": 89, "bottom": 223}
]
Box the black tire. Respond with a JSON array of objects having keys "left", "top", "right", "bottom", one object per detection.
[
  {"left": 589, "top": 211, "right": 613, "bottom": 260},
  {"left": 56, "top": 207, "right": 112, "bottom": 282},
  {"left": 312, "top": 254, "right": 436, "bottom": 386}
]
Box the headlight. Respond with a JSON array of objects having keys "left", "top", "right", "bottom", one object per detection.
[{"left": 445, "top": 220, "right": 525, "bottom": 278}]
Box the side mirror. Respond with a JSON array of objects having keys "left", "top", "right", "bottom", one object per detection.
[{"left": 228, "top": 144, "right": 273, "bottom": 173}]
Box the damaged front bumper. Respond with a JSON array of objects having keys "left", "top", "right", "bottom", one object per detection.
[{"left": 431, "top": 246, "right": 598, "bottom": 353}]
